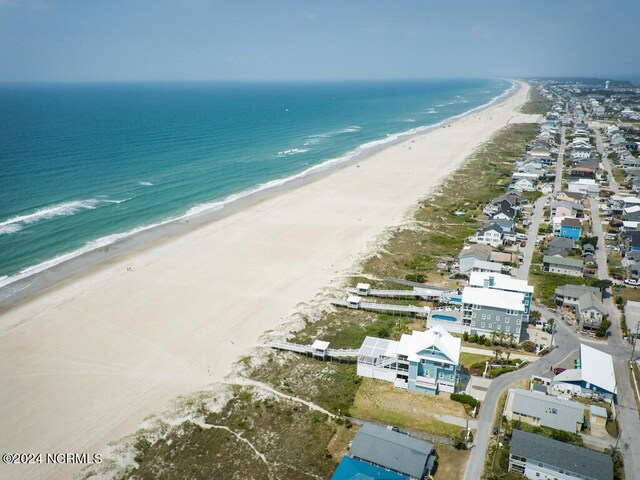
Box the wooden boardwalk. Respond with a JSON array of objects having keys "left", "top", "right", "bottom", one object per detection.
[
  {"left": 346, "top": 286, "right": 441, "bottom": 300},
  {"left": 330, "top": 298, "right": 431, "bottom": 317},
  {"left": 269, "top": 340, "right": 359, "bottom": 359}
]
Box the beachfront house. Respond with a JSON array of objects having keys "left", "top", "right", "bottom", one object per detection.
[
  {"left": 458, "top": 244, "right": 493, "bottom": 273},
  {"left": 504, "top": 388, "right": 585, "bottom": 433},
  {"left": 511, "top": 177, "right": 536, "bottom": 192},
  {"left": 461, "top": 286, "right": 526, "bottom": 342},
  {"left": 357, "top": 326, "right": 461, "bottom": 395},
  {"left": 508, "top": 430, "right": 613, "bottom": 480},
  {"left": 470, "top": 223, "right": 504, "bottom": 248},
  {"left": 543, "top": 255, "right": 583, "bottom": 277},
  {"left": 551, "top": 344, "right": 616, "bottom": 403}
]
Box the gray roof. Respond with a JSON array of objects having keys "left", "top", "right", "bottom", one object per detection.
[
  {"left": 578, "top": 290, "right": 605, "bottom": 314},
  {"left": 546, "top": 246, "right": 569, "bottom": 257},
  {"left": 551, "top": 200, "right": 584, "bottom": 211},
  {"left": 555, "top": 284, "right": 600, "bottom": 299},
  {"left": 509, "top": 429, "right": 613, "bottom": 480},
  {"left": 548, "top": 236, "right": 574, "bottom": 249},
  {"left": 509, "top": 389, "right": 584, "bottom": 433},
  {"left": 460, "top": 244, "right": 493, "bottom": 261},
  {"left": 350, "top": 423, "right": 434, "bottom": 479},
  {"left": 543, "top": 255, "right": 584, "bottom": 268}
]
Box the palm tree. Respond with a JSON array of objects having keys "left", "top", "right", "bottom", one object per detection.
[
  {"left": 494, "top": 348, "right": 503, "bottom": 365},
  {"left": 508, "top": 333, "right": 516, "bottom": 347}
]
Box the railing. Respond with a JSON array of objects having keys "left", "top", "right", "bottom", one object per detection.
[{"left": 269, "top": 341, "right": 359, "bottom": 358}]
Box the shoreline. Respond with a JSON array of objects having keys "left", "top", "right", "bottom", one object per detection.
[
  {"left": 0, "top": 81, "right": 517, "bottom": 310},
  {"left": 0, "top": 80, "right": 536, "bottom": 480}
]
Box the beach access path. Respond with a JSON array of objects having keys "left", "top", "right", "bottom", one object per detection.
[{"left": 0, "top": 82, "right": 538, "bottom": 479}]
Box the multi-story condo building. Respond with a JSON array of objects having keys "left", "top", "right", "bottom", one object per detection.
[
  {"left": 467, "top": 272, "right": 533, "bottom": 325},
  {"left": 461, "top": 286, "right": 526, "bottom": 341}
]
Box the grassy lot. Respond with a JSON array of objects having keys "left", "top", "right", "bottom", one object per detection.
[
  {"left": 350, "top": 378, "right": 466, "bottom": 439},
  {"left": 614, "top": 285, "right": 640, "bottom": 304},
  {"left": 519, "top": 87, "right": 552, "bottom": 115},
  {"left": 459, "top": 352, "right": 492, "bottom": 369},
  {"left": 528, "top": 266, "right": 603, "bottom": 307},
  {"left": 250, "top": 353, "right": 362, "bottom": 415},
  {"left": 291, "top": 308, "right": 422, "bottom": 350},
  {"left": 612, "top": 167, "right": 627, "bottom": 186},
  {"left": 522, "top": 190, "right": 544, "bottom": 202},
  {"left": 130, "top": 386, "right": 338, "bottom": 480},
  {"left": 362, "top": 123, "right": 539, "bottom": 282},
  {"left": 433, "top": 445, "right": 470, "bottom": 480}
]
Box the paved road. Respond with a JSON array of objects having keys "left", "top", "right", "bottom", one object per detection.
[
  {"left": 516, "top": 194, "right": 548, "bottom": 280},
  {"left": 594, "top": 127, "right": 621, "bottom": 195},
  {"left": 554, "top": 126, "right": 566, "bottom": 193}
]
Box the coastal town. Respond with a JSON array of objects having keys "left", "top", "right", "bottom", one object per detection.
[{"left": 3, "top": 3, "right": 640, "bottom": 480}]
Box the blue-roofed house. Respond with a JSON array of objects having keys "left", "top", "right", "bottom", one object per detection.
[
  {"left": 559, "top": 217, "right": 582, "bottom": 241},
  {"left": 331, "top": 456, "right": 408, "bottom": 480}
]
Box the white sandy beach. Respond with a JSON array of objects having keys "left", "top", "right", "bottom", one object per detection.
[{"left": 0, "top": 81, "right": 538, "bottom": 479}]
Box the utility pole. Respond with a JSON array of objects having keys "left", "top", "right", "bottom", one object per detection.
[{"left": 630, "top": 322, "right": 640, "bottom": 362}]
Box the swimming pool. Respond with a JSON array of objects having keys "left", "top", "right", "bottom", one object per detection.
[{"left": 431, "top": 314, "right": 457, "bottom": 322}]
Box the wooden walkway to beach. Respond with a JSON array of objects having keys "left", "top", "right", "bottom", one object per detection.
[
  {"left": 269, "top": 341, "right": 359, "bottom": 360},
  {"left": 346, "top": 286, "right": 441, "bottom": 300},
  {"left": 330, "top": 299, "right": 431, "bottom": 317}
]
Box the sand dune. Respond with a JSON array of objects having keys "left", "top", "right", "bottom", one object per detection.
[{"left": 0, "top": 81, "right": 538, "bottom": 479}]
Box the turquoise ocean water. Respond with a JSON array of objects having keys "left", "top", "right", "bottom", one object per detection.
[{"left": 0, "top": 79, "right": 511, "bottom": 286}]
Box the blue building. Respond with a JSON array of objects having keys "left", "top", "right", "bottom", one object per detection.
[
  {"left": 559, "top": 217, "right": 582, "bottom": 242},
  {"left": 331, "top": 457, "right": 408, "bottom": 480},
  {"left": 357, "top": 326, "right": 461, "bottom": 395}
]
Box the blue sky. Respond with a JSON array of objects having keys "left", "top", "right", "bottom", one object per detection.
[{"left": 1, "top": 0, "right": 639, "bottom": 82}]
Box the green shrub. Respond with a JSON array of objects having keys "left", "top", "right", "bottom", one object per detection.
[{"left": 451, "top": 393, "right": 480, "bottom": 409}]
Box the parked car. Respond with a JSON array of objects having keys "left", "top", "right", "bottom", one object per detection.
[
  {"left": 520, "top": 241, "right": 526, "bottom": 247},
  {"left": 554, "top": 367, "right": 566, "bottom": 375}
]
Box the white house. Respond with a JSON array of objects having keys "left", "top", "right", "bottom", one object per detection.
[
  {"left": 471, "top": 224, "right": 504, "bottom": 248},
  {"left": 511, "top": 177, "right": 536, "bottom": 192}
]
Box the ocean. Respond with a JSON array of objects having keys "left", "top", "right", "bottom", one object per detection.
[{"left": 0, "top": 78, "right": 511, "bottom": 287}]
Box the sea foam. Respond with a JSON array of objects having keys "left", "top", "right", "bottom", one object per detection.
[{"left": 0, "top": 198, "right": 129, "bottom": 236}]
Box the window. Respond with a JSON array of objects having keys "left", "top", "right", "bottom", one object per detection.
[
  {"left": 496, "top": 316, "right": 500, "bottom": 322},
  {"left": 506, "top": 326, "right": 510, "bottom": 333},
  {"left": 505, "top": 318, "right": 509, "bottom": 323},
  {"left": 497, "top": 324, "right": 501, "bottom": 330},
  {"left": 471, "top": 321, "right": 476, "bottom": 326},
  {"left": 482, "top": 314, "right": 486, "bottom": 320},
  {"left": 488, "top": 323, "right": 492, "bottom": 329},
  {"left": 481, "top": 322, "right": 485, "bottom": 328}
]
